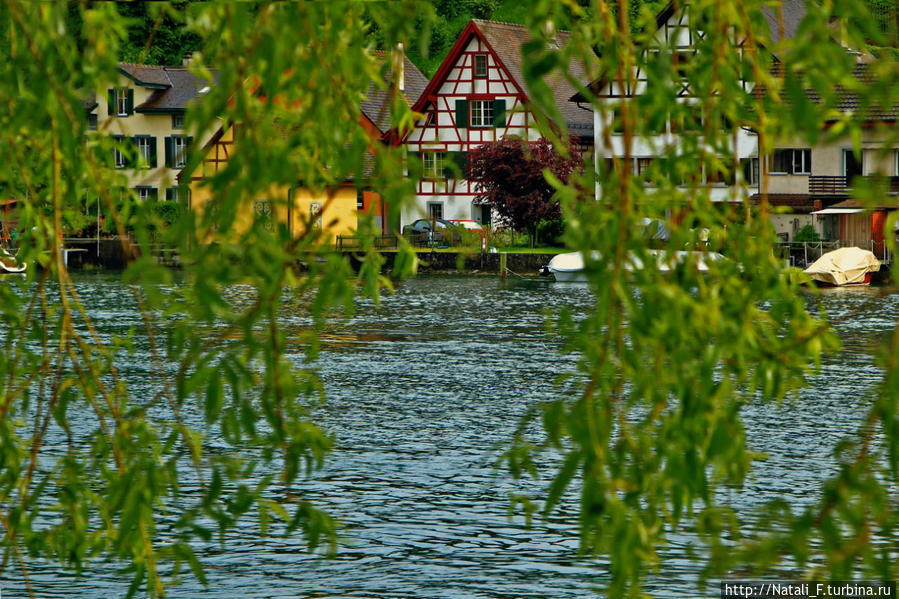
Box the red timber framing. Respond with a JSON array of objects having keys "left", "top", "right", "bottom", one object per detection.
[{"left": 402, "top": 21, "right": 539, "bottom": 220}]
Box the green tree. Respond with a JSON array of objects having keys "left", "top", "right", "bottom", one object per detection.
[
  {"left": 501, "top": 0, "right": 899, "bottom": 597},
  {"left": 0, "top": 1, "right": 421, "bottom": 596},
  {"left": 3, "top": 1, "right": 899, "bottom": 598}
]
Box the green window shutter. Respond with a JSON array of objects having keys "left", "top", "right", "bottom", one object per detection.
[
  {"left": 186, "top": 137, "right": 194, "bottom": 165},
  {"left": 407, "top": 151, "right": 421, "bottom": 176},
  {"left": 455, "top": 100, "right": 468, "bottom": 129},
  {"left": 166, "top": 188, "right": 174, "bottom": 201},
  {"left": 444, "top": 152, "right": 468, "bottom": 180},
  {"left": 126, "top": 88, "right": 134, "bottom": 115},
  {"left": 107, "top": 89, "right": 115, "bottom": 116},
  {"left": 164, "top": 137, "right": 172, "bottom": 167},
  {"left": 149, "top": 136, "right": 157, "bottom": 168},
  {"left": 492, "top": 99, "right": 506, "bottom": 127},
  {"left": 130, "top": 136, "right": 140, "bottom": 168},
  {"left": 150, "top": 187, "right": 158, "bottom": 201}
]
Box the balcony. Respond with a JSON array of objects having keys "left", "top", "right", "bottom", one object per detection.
[{"left": 809, "top": 175, "right": 899, "bottom": 196}]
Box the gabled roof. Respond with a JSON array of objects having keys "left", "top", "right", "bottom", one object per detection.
[
  {"left": 118, "top": 63, "right": 172, "bottom": 88},
  {"left": 827, "top": 61, "right": 899, "bottom": 122},
  {"left": 137, "top": 67, "right": 220, "bottom": 113},
  {"left": 572, "top": 0, "right": 808, "bottom": 102},
  {"left": 757, "top": 59, "right": 899, "bottom": 124},
  {"left": 412, "top": 19, "right": 594, "bottom": 138},
  {"left": 361, "top": 51, "right": 429, "bottom": 134},
  {"left": 114, "top": 62, "right": 219, "bottom": 114}
]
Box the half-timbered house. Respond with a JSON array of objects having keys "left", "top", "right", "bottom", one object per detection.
[
  {"left": 186, "top": 51, "right": 427, "bottom": 243},
  {"left": 574, "top": 1, "right": 806, "bottom": 204},
  {"left": 402, "top": 19, "right": 594, "bottom": 228}
]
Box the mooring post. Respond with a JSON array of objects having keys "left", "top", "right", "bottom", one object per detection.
[{"left": 500, "top": 252, "right": 507, "bottom": 281}]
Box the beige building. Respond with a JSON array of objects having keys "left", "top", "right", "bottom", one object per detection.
[
  {"left": 760, "top": 61, "right": 899, "bottom": 256},
  {"left": 87, "top": 62, "right": 218, "bottom": 202}
]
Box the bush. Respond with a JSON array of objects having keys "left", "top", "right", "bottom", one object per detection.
[
  {"left": 793, "top": 224, "right": 820, "bottom": 242},
  {"left": 535, "top": 219, "right": 565, "bottom": 246}
]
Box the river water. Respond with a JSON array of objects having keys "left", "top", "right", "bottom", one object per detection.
[{"left": 4, "top": 273, "right": 897, "bottom": 598}]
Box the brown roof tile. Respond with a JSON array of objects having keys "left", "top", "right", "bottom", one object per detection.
[
  {"left": 135, "top": 66, "right": 220, "bottom": 113},
  {"left": 361, "top": 52, "right": 429, "bottom": 134},
  {"left": 472, "top": 19, "right": 594, "bottom": 138}
]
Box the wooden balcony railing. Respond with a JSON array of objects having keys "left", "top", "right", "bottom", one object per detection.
[{"left": 809, "top": 175, "right": 899, "bottom": 195}]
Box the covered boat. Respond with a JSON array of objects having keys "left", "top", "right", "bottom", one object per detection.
[
  {"left": 803, "top": 247, "right": 880, "bottom": 286},
  {"left": 541, "top": 250, "right": 725, "bottom": 282}
]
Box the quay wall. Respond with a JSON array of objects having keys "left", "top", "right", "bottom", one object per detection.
[{"left": 58, "top": 241, "right": 557, "bottom": 277}]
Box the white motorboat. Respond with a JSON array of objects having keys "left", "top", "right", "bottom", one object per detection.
[
  {"left": 541, "top": 250, "right": 725, "bottom": 282},
  {"left": 0, "top": 247, "right": 26, "bottom": 274},
  {"left": 803, "top": 247, "right": 880, "bottom": 286}
]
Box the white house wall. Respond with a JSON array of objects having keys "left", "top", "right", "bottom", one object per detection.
[
  {"left": 403, "top": 36, "right": 538, "bottom": 226},
  {"left": 592, "top": 6, "right": 758, "bottom": 203}
]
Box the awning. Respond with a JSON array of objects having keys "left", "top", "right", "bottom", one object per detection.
[{"left": 811, "top": 208, "right": 865, "bottom": 215}]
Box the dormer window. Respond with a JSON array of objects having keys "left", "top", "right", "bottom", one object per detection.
[
  {"left": 172, "top": 113, "right": 185, "bottom": 129},
  {"left": 473, "top": 54, "right": 488, "bottom": 78}
]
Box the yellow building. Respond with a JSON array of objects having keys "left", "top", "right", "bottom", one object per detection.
[
  {"left": 87, "top": 62, "right": 218, "bottom": 202},
  {"left": 186, "top": 52, "right": 428, "bottom": 245},
  {"left": 185, "top": 124, "right": 373, "bottom": 244}
]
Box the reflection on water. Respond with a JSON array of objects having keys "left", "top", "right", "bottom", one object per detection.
[{"left": 6, "top": 273, "right": 897, "bottom": 598}]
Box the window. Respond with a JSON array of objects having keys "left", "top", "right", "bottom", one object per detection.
[
  {"left": 116, "top": 87, "right": 129, "bottom": 116},
  {"left": 637, "top": 157, "right": 654, "bottom": 181},
  {"left": 172, "top": 136, "right": 187, "bottom": 168},
  {"left": 428, "top": 202, "right": 443, "bottom": 220},
  {"left": 741, "top": 157, "right": 760, "bottom": 185},
  {"left": 87, "top": 113, "right": 97, "bottom": 130},
  {"left": 705, "top": 164, "right": 735, "bottom": 186},
  {"left": 770, "top": 149, "right": 811, "bottom": 175},
  {"left": 310, "top": 202, "right": 322, "bottom": 231},
  {"left": 113, "top": 135, "right": 127, "bottom": 169},
  {"left": 470, "top": 100, "right": 494, "bottom": 128},
  {"left": 166, "top": 135, "right": 191, "bottom": 168},
  {"left": 610, "top": 108, "right": 624, "bottom": 134},
  {"left": 423, "top": 152, "right": 446, "bottom": 179},
  {"left": 108, "top": 87, "right": 133, "bottom": 117},
  {"left": 135, "top": 186, "right": 156, "bottom": 202},
  {"left": 134, "top": 136, "right": 156, "bottom": 168},
  {"left": 166, "top": 186, "right": 189, "bottom": 202},
  {"left": 172, "top": 113, "right": 185, "bottom": 129},
  {"left": 254, "top": 200, "right": 274, "bottom": 232},
  {"left": 473, "top": 54, "right": 488, "bottom": 78}
]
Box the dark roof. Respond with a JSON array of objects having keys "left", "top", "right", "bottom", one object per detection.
[
  {"left": 828, "top": 61, "right": 899, "bottom": 122},
  {"left": 83, "top": 90, "right": 97, "bottom": 112},
  {"left": 116, "top": 63, "right": 219, "bottom": 114},
  {"left": 826, "top": 198, "right": 899, "bottom": 210},
  {"left": 119, "top": 63, "right": 172, "bottom": 88},
  {"left": 761, "top": 0, "right": 808, "bottom": 46},
  {"left": 758, "top": 60, "right": 899, "bottom": 123},
  {"left": 361, "top": 52, "right": 429, "bottom": 134},
  {"left": 137, "top": 67, "right": 220, "bottom": 113},
  {"left": 472, "top": 19, "right": 594, "bottom": 138}
]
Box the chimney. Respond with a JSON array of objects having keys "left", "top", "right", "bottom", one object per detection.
[{"left": 393, "top": 43, "right": 405, "bottom": 92}]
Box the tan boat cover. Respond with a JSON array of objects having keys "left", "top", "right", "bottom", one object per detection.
[{"left": 803, "top": 247, "right": 881, "bottom": 286}]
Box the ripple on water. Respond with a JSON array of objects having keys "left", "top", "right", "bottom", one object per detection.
[{"left": 7, "top": 273, "right": 896, "bottom": 598}]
